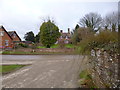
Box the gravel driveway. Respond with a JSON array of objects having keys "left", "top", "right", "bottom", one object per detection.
[{"left": 2, "top": 55, "right": 87, "bottom": 88}]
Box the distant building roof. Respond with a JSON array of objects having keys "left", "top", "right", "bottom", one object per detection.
[
  {"left": 61, "top": 33, "right": 71, "bottom": 38},
  {"left": 8, "top": 31, "right": 15, "bottom": 36},
  {"left": 8, "top": 31, "right": 21, "bottom": 41}
]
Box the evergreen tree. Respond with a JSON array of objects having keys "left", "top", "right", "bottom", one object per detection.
[
  {"left": 40, "top": 20, "right": 60, "bottom": 48},
  {"left": 24, "top": 31, "right": 35, "bottom": 43}
]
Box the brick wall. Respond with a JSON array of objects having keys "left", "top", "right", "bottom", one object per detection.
[{"left": 0, "top": 28, "right": 13, "bottom": 48}]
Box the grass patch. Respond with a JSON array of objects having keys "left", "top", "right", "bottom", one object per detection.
[
  {"left": 65, "top": 44, "right": 74, "bottom": 48},
  {"left": 36, "top": 44, "right": 75, "bottom": 49},
  {"left": 79, "top": 70, "right": 90, "bottom": 79},
  {"left": 50, "top": 44, "right": 59, "bottom": 48},
  {"left": 2, "top": 51, "right": 77, "bottom": 55},
  {"left": 37, "top": 46, "right": 46, "bottom": 48},
  {"left": 79, "top": 70, "right": 97, "bottom": 88},
  {"left": 0, "top": 65, "right": 26, "bottom": 75},
  {"left": 2, "top": 51, "right": 35, "bottom": 54},
  {"left": 37, "top": 44, "right": 59, "bottom": 49}
]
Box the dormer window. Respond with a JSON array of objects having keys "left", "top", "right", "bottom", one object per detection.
[
  {"left": 5, "top": 40, "right": 9, "bottom": 46},
  {"left": 13, "top": 33, "right": 16, "bottom": 38},
  {"left": 60, "top": 36, "right": 63, "bottom": 39},
  {"left": 0, "top": 31, "right": 4, "bottom": 36},
  {"left": 65, "top": 36, "right": 68, "bottom": 39}
]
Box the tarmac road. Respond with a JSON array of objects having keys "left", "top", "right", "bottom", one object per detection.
[{"left": 2, "top": 55, "right": 86, "bottom": 88}]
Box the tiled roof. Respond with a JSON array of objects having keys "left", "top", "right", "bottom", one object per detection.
[
  {"left": 0, "top": 26, "right": 13, "bottom": 40},
  {"left": 61, "top": 33, "right": 71, "bottom": 38},
  {"left": 0, "top": 25, "right": 3, "bottom": 29},
  {"left": 8, "top": 31, "right": 15, "bottom": 36},
  {"left": 8, "top": 31, "right": 21, "bottom": 41}
]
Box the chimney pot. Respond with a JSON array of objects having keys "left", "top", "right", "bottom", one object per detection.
[
  {"left": 60, "top": 30, "right": 63, "bottom": 33},
  {"left": 68, "top": 28, "right": 70, "bottom": 33}
]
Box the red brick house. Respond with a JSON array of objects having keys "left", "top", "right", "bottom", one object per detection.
[
  {"left": 8, "top": 31, "right": 21, "bottom": 46},
  {"left": 57, "top": 28, "right": 71, "bottom": 44},
  {"left": 0, "top": 26, "right": 21, "bottom": 49},
  {"left": 0, "top": 26, "right": 13, "bottom": 48}
]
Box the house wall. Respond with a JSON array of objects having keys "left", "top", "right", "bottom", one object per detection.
[
  {"left": 11, "top": 33, "right": 21, "bottom": 41},
  {"left": 58, "top": 31, "right": 71, "bottom": 44},
  {"left": 0, "top": 28, "right": 13, "bottom": 48}
]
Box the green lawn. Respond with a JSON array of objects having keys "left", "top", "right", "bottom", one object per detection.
[
  {"left": 0, "top": 65, "right": 26, "bottom": 75},
  {"left": 50, "top": 44, "right": 59, "bottom": 48},
  {"left": 36, "top": 44, "right": 75, "bottom": 49},
  {"left": 2, "top": 51, "right": 77, "bottom": 55},
  {"left": 37, "top": 44, "right": 59, "bottom": 49},
  {"left": 65, "top": 44, "right": 74, "bottom": 48},
  {"left": 37, "top": 46, "right": 46, "bottom": 48}
]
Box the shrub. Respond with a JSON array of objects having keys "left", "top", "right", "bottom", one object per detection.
[
  {"left": 71, "top": 27, "right": 94, "bottom": 45},
  {"left": 59, "top": 40, "right": 65, "bottom": 48},
  {"left": 18, "top": 43, "right": 28, "bottom": 48},
  {"left": 78, "top": 30, "right": 118, "bottom": 54}
]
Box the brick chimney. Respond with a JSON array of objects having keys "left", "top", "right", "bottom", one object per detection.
[
  {"left": 60, "top": 30, "right": 63, "bottom": 33},
  {"left": 68, "top": 28, "right": 70, "bottom": 34}
]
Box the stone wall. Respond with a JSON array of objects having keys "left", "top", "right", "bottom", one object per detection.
[{"left": 90, "top": 49, "right": 119, "bottom": 88}]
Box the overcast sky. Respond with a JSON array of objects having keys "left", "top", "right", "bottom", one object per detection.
[{"left": 0, "top": 0, "right": 119, "bottom": 40}]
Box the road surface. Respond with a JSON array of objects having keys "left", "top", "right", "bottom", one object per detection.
[{"left": 2, "top": 55, "right": 87, "bottom": 88}]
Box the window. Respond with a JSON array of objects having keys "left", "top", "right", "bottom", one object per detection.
[
  {"left": 65, "top": 36, "right": 68, "bottom": 39},
  {"left": 5, "top": 40, "right": 9, "bottom": 46},
  {"left": 64, "top": 40, "right": 69, "bottom": 44},
  {"left": 0, "top": 31, "right": 4, "bottom": 36},
  {"left": 13, "top": 33, "right": 16, "bottom": 38}
]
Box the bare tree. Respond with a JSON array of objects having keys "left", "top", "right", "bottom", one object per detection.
[
  {"left": 103, "top": 12, "right": 118, "bottom": 32},
  {"left": 78, "top": 12, "right": 102, "bottom": 32},
  {"left": 40, "top": 16, "right": 56, "bottom": 24}
]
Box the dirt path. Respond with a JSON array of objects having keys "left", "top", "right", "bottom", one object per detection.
[{"left": 2, "top": 55, "right": 87, "bottom": 88}]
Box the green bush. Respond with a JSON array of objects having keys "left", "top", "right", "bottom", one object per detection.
[
  {"left": 78, "top": 30, "right": 118, "bottom": 54},
  {"left": 18, "top": 43, "right": 28, "bottom": 48}
]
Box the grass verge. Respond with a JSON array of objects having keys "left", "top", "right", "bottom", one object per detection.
[
  {"left": 0, "top": 65, "right": 26, "bottom": 75},
  {"left": 37, "top": 44, "right": 75, "bottom": 49},
  {"left": 79, "top": 70, "right": 97, "bottom": 88},
  {"left": 65, "top": 44, "right": 74, "bottom": 48},
  {"left": 2, "top": 51, "right": 77, "bottom": 55},
  {"left": 36, "top": 46, "right": 46, "bottom": 48}
]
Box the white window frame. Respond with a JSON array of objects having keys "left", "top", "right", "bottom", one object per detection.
[
  {"left": 60, "top": 36, "right": 63, "bottom": 39},
  {"left": 5, "top": 40, "right": 9, "bottom": 46},
  {"left": 64, "top": 40, "right": 69, "bottom": 44},
  {"left": 65, "top": 36, "right": 68, "bottom": 39},
  {"left": 13, "top": 33, "right": 16, "bottom": 38},
  {"left": 0, "top": 31, "right": 4, "bottom": 36}
]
